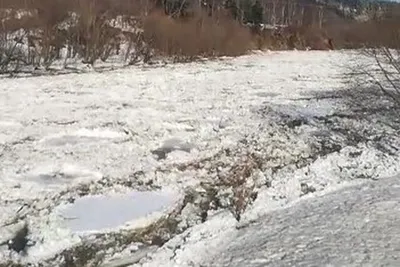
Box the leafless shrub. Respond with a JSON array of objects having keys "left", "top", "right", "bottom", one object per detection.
[
  {"left": 66, "top": 0, "right": 117, "bottom": 65},
  {"left": 162, "top": 149, "right": 263, "bottom": 222},
  {"left": 365, "top": 48, "right": 400, "bottom": 106},
  {"left": 0, "top": 0, "right": 72, "bottom": 69},
  {"left": 201, "top": 152, "right": 262, "bottom": 222},
  {"left": 0, "top": 7, "right": 32, "bottom": 71},
  {"left": 0, "top": 15, "right": 28, "bottom": 74},
  {"left": 33, "top": 0, "right": 69, "bottom": 68},
  {"left": 221, "top": 153, "right": 261, "bottom": 221},
  {"left": 123, "top": 30, "right": 153, "bottom": 65},
  {"left": 0, "top": 35, "right": 27, "bottom": 74},
  {"left": 351, "top": 14, "right": 400, "bottom": 107},
  {"left": 0, "top": 0, "right": 131, "bottom": 69}
]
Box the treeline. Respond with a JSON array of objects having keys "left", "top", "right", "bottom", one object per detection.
[
  {"left": 0, "top": 0, "right": 346, "bottom": 28},
  {"left": 155, "top": 0, "right": 327, "bottom": 27},
  {"left": 0, "top": 0, "right": 399, "bottom": 74}
]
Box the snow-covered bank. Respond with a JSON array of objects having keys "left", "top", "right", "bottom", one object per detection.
[
  {"left": 209, "top": 175, "right": 400, "bottom": 267},
  {"left": 0, "top": 50, "right": 399, "bottom": 266}
]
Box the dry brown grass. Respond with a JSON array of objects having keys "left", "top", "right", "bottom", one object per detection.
[
  {"left": 325, "top": 19, "right": 400, "bottom": 49},
  {"left": 254, "top": 25, "right": 334, "bottom": 51},
  {"left": 253, "top": 16, "right": 400, "bottom": 51},
  {"left": 143, "top": 11, "right": 254, "bottom": 61}
]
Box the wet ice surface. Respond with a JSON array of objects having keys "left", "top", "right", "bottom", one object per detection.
[
  {"left": 0, "top": 50, "right": 399, "bottom": 266},
  {"left": 39, "top": 129, "right": 126, "bottom": 146},
  {"left": 57, "top": 190, "right": 180, "bottom": 234}
]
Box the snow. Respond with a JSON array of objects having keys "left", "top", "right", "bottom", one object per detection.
[
  {"left": 100, "top": 244, "right": 158, "bottom": 267},
  {"left": 25, "top": 163, "right": 103, "bottom": 186},
  {"left": 0, "top": 50, "right": 399, "bottom": 266},
  {"left": 39, "top": 128, "right": 127, "bottom": 146},
  {"left": 132, "top": 180, "right": 365, "bottom": 267},
  {"left": 207, "top": 175, "right": 400, "bottom": 267}
]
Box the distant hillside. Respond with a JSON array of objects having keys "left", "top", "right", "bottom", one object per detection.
[
  {"left": 291, "top": 0, "right": 400, "bottom": 25},
  {"left": 315, "top": 0, "right": 400, "bottom": 20}
]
